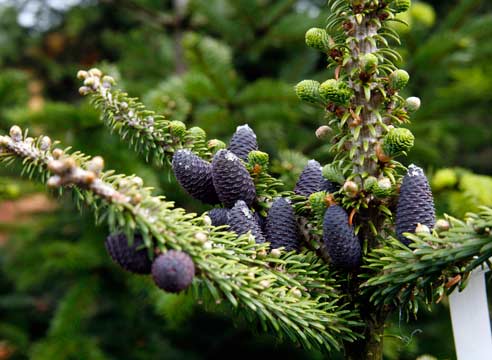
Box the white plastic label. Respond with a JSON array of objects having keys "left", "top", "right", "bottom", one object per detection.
[{"left": 449, "top": 270, "right": 492, "bottom": 360}]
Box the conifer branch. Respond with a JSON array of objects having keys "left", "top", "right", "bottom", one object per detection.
[
  {"left": 363, "top": 208, "right": 492, "bottom": 313},
  {"left": 0, "top": 126, "right": 362, "bottom": 352},
  {"left": 77, "top": 69, "right": 212, "bottom": 165}
]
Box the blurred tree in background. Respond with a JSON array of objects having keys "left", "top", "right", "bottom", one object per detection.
[{"left": 0, "top": 1, "right": 491, "bottom": 359}]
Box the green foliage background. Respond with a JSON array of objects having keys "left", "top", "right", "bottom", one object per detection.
[{"left": 0, "top": 0, "right": 491, "bottom": 359}]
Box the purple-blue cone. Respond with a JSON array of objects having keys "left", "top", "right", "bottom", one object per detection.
[
  {"left": 265, "top": 198, "right": 299, "bottom": 251},
  {"left": 228, "top": 124, "right": 258, "bottom": 161},
  {"left": 294, "top": 160, "right": 325, "bottom": 196},
  {"left": 228, "top": 200, "right": 266, "bottom": 243},
  {"left": 172, "top": 149, "right": 219, "bottom": 204},
  {"left": 323, "top": 205, "right": 361, "bottom": 269},
  {"left": 396, "top": 165, "right": 436, "bottom": 245},
  {"left": 208, "top": 208, "right": 230, "bottom": 227},
  {"left": 105, "top": 233, "right": 152, "bottom": 274},
  {"left": 211, "top": 150, "right": 256, "bottom": 208},
  {"left": 152, "top": 250, "right": 195, "bottom": 293}
]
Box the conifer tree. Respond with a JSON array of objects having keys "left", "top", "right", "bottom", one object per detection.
[{"left": 1, "top": 1, "right": 492, "bottom": 359}]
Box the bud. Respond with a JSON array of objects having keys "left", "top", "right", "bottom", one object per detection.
[
  {"left": 305, "top": 28, "right": 330, "bottom": 52},
  {"left": 83, "top": 171, "right": 96, "bottom": 184},
  {"left": 435, "top": 219, "right": 450, "bottom": 233},
  {"left": 207, "top": 139, "right": 226, "bottom": 152},
  {"left": 47, "top": 175, "right": 62, "bottom": 188},
  {"left": 372, "top": 178, "right": 393, "bottom": 198},
  {"left": 405, "top": 96, "right": 421, "bottom": 112},
  {"left": 259, "top": 280, "right": 271, "bottom": 289},
  {"left": 0, "top": 135, "right": 9, "bottom": 147},
  {"left": 319, "top": 79, "right": 353, "bottom": 105},
  {"left": 39, "top": 136, "right": 52, "bottom": 151},
  {"left": 77, "top": 70, "right": 89, "bottom": 80},
  {"left": 47, "top": 160, "right": 65, "bottom": 174},
  {"left": 364, "top": 176, "right": 378, "bottom": 192},
  {"left": 169, "top": 120, "right": 187, "bottom": 138},
  {"left": 382, "top": 127, "right": 414, "bottom": 157},
  {"left": 360, "top": 53, "right": 378, "bottom": 74},
  {"left": 9, "top": 125, "right": 22, "bottom": 142},
  {"left": 389, "top": 69, "right": 410, "bottom": 91},
  {"left": 295, "top": 80, "right": 321, "bottom": 104},
  {"left": 270, "top": 248, "right": 282, "bottom": 258},
  {"left": 247, "top": 150, "right": 269, "bottom": 168},
  {"left": 102, "top": 75, "right": 115, "bottom": 87},
  {"left": 194, "top": 232, "right": 208, "bottom": 243},
  {"left": 88, "top": 68, "right": 102, "bottom": 78},
  {"left": 315, "top": 125, "right": 332, "bottom": 139},
  {"left": 415, "top": 223, "right": 431, "bottom": 234},
  {"left": 87, "top": 156, "right": 105, "bottom": 174},
  {"left": 343, "top": 180, "right": 359, "bottom": 197},
  {"left": 52, "top": 148, "right": 63, "bottom": 159},
  {"left": 187, "top": 126, "right": 206, "bottom": 141},
  {"left": 78, "top": 86, "right": 91, "bottom": 96},
  {"left": 83, "top": 77, "right": 95, "bottom": 87}
]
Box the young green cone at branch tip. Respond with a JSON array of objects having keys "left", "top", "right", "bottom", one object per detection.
[
  {"left": 382, "top": 127, "right": 414, "bottom": 157},
  {"left": 319, "top": 79, "right": 353, "bottom": 105},
  {"left": 305, "top": 27, "right": 330, "bottom": 52},
  {"left": 389, "top": 69, "right": 410, "bottom": 91},
  {"left": 152, "top": 250, "right": 195, "bottom": 293},
  {"left": 396, "top": 165, "right": 436, "bottom": 245},
  {"left": 295, "top": 79, "right": 321, "bottom": 105}
]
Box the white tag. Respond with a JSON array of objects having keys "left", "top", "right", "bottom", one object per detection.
[{"left": 449, "top": 269, "right": 492, "bottom": 360}]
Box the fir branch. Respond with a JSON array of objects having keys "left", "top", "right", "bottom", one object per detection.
[
  {"left": 77, "top": 69, "right": 212, "bottom": 165},
  {"left": 362, "top": 207, "right": 492, "bottom": 313},
  {"left": 0, "top": 126, "right": 362, "bottom": 352}
]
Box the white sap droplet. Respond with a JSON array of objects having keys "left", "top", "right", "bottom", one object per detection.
[
  {"left": 225, "top": 151, "right": 237, "bottom": 161},
  {"left": 408, "top": 164, "right": 424, "bottom": 177}
]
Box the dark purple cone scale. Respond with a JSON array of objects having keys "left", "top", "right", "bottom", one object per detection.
[
  {"left": 294, "top": 160, "right": 324, "bottom": 196},
  {"left": 208, "top": 208, "right": 230, "bottom": 227},
  {"left": 152, "top": 250, "right": 195, "bottom": 293},
  {"left": 228, "top": 200, "right": 266, "bottom": 243},
  {"left": 228, "top": 124, "right": 258, "bottom": 161},
  {"left": 322, "top": 179, "right": 340, "bottom": 193},
  {"left": 396, "top": 165, "right": 436, "bottom": 245},
  {"left": 323, "top": 205, "right": 361, "bottom": 269},
  {"left": 172, "top": 150, "right": 219, "bottom": 204},
  {"left": 105, "top": 233, "right": 152, "bottom": 274},
  {"left": 211, "top": 150, "right": 256, "bottom": 208},
  {"left": 265, "top": 198, "right": 299, "bottom": 251}
]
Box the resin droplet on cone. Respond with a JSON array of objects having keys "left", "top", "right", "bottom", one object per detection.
[
  {"left": 105, "top": 233, "right": 152, "bottom": 274},
  {"left": 152, "top": 250, "right": 195, "bottom": 293},
  {"left": 323, "top": 205, "right": 361, "bottom": 269},
  {"left": 396, "top": 165, "right": 436, "bottom": 245},
  {"left": 172, "top": 149, "right": 219, "bottom": 204}
]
